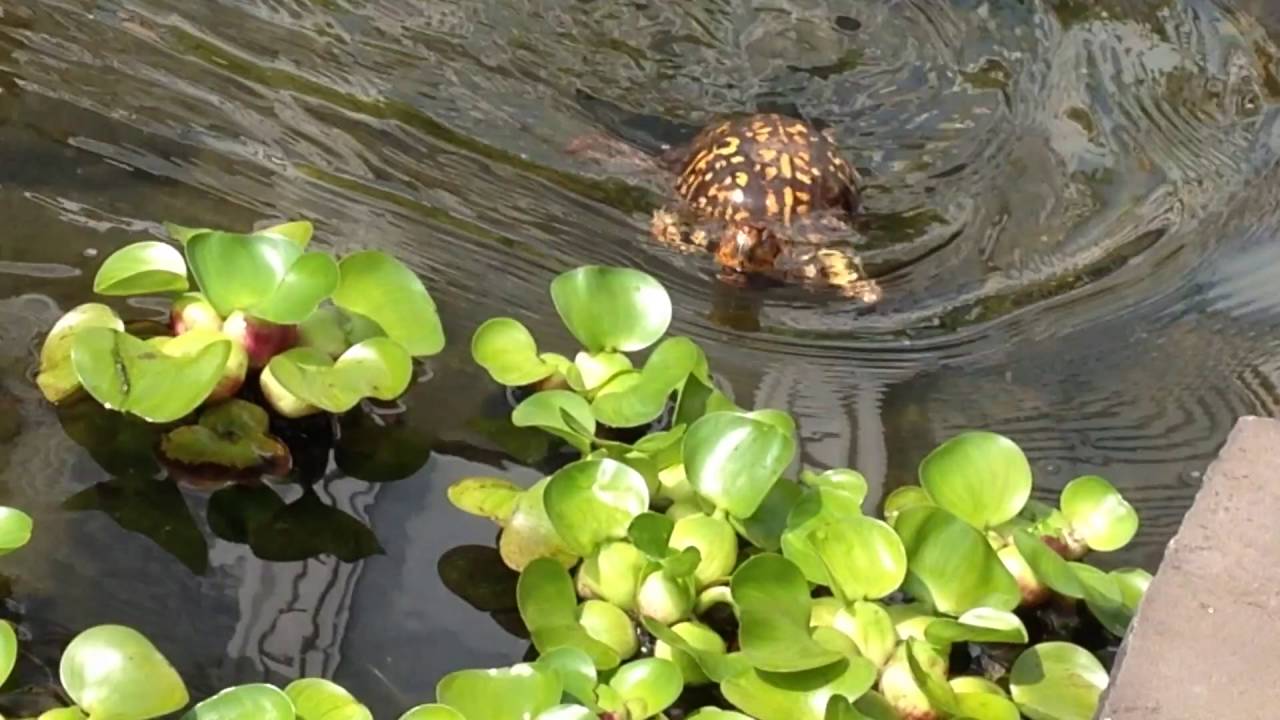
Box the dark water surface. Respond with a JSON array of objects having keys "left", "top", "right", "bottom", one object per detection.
[{"left": 3, "top": 0, "right": 1280, "bottom": 715}]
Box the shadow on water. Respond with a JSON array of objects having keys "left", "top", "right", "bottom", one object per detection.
[{"left": 2, "top": 0, "right": 1280, "bottom": 714}]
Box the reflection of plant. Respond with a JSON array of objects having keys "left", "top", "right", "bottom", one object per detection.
[
  {"left": 36, "top": 220, "right": 443, "bottom": 426},
  {"left": 441, "top": 267, "right": 1150, "bottom": 720}
]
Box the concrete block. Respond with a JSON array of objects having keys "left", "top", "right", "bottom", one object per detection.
[{"left": 1097, "top": 416, "right": 1280, "bottom": 719}]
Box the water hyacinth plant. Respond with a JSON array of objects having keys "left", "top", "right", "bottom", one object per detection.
[
  {"left": 444, "top": 266, "right": 1149, "bottom": 720},
  {"left": 34, "top": 219, "right": 444, "bottom": 481}
]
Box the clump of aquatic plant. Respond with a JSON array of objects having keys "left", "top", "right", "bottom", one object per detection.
[
  {"left": 445, "top": 267, "right": 1150, "bottom": 720},
  {"left": 34, "top": 219, "right": 444, "bottom": 482},
  {"left": 37, "top": 220, "right": 443, "bottom": 420}
]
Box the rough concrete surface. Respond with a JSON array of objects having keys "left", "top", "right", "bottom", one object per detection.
[{"left": 1097, "top": 416, "right": 1280, "bottom": 720}]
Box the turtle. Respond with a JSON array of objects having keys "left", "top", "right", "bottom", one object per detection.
[{"left": 570, "top": 112, "right": 881, "bottom": 303}]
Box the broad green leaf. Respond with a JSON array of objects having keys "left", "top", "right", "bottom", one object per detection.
[
  {"left": 669, "top": 513, "right": 738, "bottom": 588},
  {"left": 609, "top": 658, "right": 684, "bottom": 718},
  {"left": 182, "top": 684, "right": 294, "bottom": 720},
  {"left": 535, "top": 706, "right": 596, "bottom": 720},
  {"left": 923, "top": 607, "right": 1028, "bottom": 645},
  {"left": 499, "top": 477, "right": 577, "bottom": 572},
  {"left": 919, "top": 431, "right": 1032, "bottom": 531},
  {"left": 1010, "top": 531, "right": 1085, "bottom": 598},
  {"left": 955, "top": 691, "right": 1021, "bottom": 720},
  {"left": 93, "top": 241, "right": 189, "bottom": 296},
  {"left": 264, "top": 338, "right": 412, "bottom": 414},
  {"left": 257, "top": 220, "right": 314, "bottom": 248},
  {"left": 334, "top": 251, "right": 444, "bottom": 356},
  {"left": 186, "top": 231, "right": 302, "bottom": 316},
  {"left": 576, "top": 541, "right": 647, "bottom": 611},
  {"left": 895, "top": 506, "right": 1020, "bottom": 616},
  {"left": 1009, "top": 642, "right": 1108, "bottom": 720},
  {"left": 1069, "top": 563, "right": 1132, "bottom": 637},
  {"left": 829, "top": 601, "right": 896, "bottom": 669},
  {"left": 160, "top": 399, "right": 290, "bottom": 474},
  {"left": 882, "top": 486, "right": 933, "bottom": 526},
  {"left": 72, "top": 327, "right": 230, "bottom": 422},
  {"left": 472, "top": 318, "right": 557, "bottom": 387},
  {"left": 0, "top": 621, "right": 15, "bottom": 686},
  {"left": 950, "top": 677, "right": 1007, "bottom": 697},
  {"left": 436, "top": 663, "right": 563, "bottom": 720},
  {"left": 853, "top": 692, "right": 900, "bottom": 720},
  {"left": 732, "top": 477, "right": 804, "bottom": 552},
  {"left": 800, "top": 468, "right": 869, "bottom": 508},
  {"left": 518, "top": 558, "right": 621, "bottom": 669},
  {"left": 1060, "top": 475, "right": 1139, "bottom": 552},
  {"left": 687, "top": 710, "right": 755, "bottom": 719},
  {"left": 570, "top": 351, "right": 633, "bottom": 393},
  {"left": 684, "top": 411, "right": 796, "bottom": 519},
  {"left": 397, "top": 706, "right": 465, "bottom": 720},
  {"left": 811, "top": 516, "right": 906, "bottom": 602},
  {"left": 641, "top": 618, "right": 747, "bottom": 684},
  {"left": 628, "top": 512, "right": 676, "bottom": 559},
  {"left": 544, "top": 458, "right": 649, "bottom": 556},
  {"left": 512, "top": 391, "right": 596, "bottom": 455},
  {"left": 0, "top": 507, "right": 33, "bottom": 556},
  {"left": 550, "top": 266, "right": 672, "bottom": 352},
  {"left": 675, "top": 373, "right": 738, "bottom": 427},
  {"left": 60, "top": 625, "right": 189, "bottom": 720},
  {"left": 1112, "top": 567, "right": 1153, "bottom": 612},
  {"left": 720, "top": 659, "right": 878, "bottom": 720},
  {"left": 903, "top": 638, "right": 958, "bottom": 714},
  {"left": 447, "top": 478, "right": 524, "bottom": 526},
  {"left": 298, "top": 306, "right": 386, "bottom": 359},
  {"left": 249, "top": 252, "right": 340, "bottom": 324},
  {"left": 578, "top": 600, "right": 639, "bottom": 659},
  {"left": 38, "top": 709, "right": 90, "bottom": 720},
  {"left": 733, "top": 554, "right": 844, "bottom": 673},
  {"left": 286, "top": 677, "right": 372, "bottom": 720},
  {"left": 36, "top": 303, "right": 125, "bottom": 403},
  {"left": 164, "top": 222, "right": 212, "bottom": 244},
  {"left": 653, "top": 621, "right": 727, "bottom": 686},
  {"left": 592, "top": 337, "right": 702, "bottom": 428},
  {"left": 534, "top": 647, "right": 599, "bottom": 708},
  {"left": 782, "top": 487, "right": 866, "bottom": 585}
]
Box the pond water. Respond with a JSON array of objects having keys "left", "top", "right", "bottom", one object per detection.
[{"left": 2, "top": 0, "right": 1280, "bottom": 715}]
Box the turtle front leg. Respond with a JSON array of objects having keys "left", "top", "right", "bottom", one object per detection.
[{"left": 816, "top": 248, "right": 882, "bottom": 304}]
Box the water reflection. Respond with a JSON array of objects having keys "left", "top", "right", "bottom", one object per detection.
[{"left": 1, "top": 0, "right": 1279, "bottom": 716}]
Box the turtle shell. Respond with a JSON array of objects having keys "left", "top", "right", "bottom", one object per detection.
[{"left": 672, "top": 114, "right": 861, "bottom": 227}]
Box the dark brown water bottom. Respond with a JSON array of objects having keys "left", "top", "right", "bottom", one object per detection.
[{"left": 2, "top": 0, "right": 1280, "bottom": 715}]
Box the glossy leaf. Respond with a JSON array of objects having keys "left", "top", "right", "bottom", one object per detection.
[
  {"left": 812, "top": 516, "right": 906, "bottom": 602},
  {"left": 669, "top": 513, "right": 738, "bottom": 588},
  {"left": 286, "top": 677, "right": 372, "bottom": 720},
  {"left": 257, "top": 220, "right": 314, "bottom": 248},
  {"left": 733, "top": 554, "right": 844, "bottom": 673},
  {"left": 249, "top": 252, "right": 340, "bottom": 324},
  {"left": 919, "top": 431, "right": 1032, "bottom": 530},
  {"left": 628, "top": 512, "right": 676, "bottom": 559},
  {"left": 609, "top": 658, "right": 684, "bottom": 718},
  {"left": 333, "top": 250, "right": 444, "bottom": 356},
  {"left": 37, "top": 303, "right": 125, "bottom": 403},
  {"left": 182, "top": 684, "right": 294, "bottom": 720},
  {"left": 397, "top": 705, "right": 465, "bottom": 720},
  {"left": 512, "top": 391, "right": 596, "bottom": 455},
  {"left": 955, "top": 691, "right": 1021, "bottom": 720},
  {"left": 94, "top": 241, "right": 189, "bottom": 296},
  {"left": 186, "top": 231, "right": 302, "bottom": 316},
  {"left": 924, "top": 607, "right": 1029, "bottom": 645},
  {"left": 1060, "top": 475, "right": 1139, "bottom": 552},
  {"left": 60, "top": 625, "right": 189, "bottom": 720},
  {"left": 687, "top": 711, "right": 755, "bottom": 720},
  {"left": 264, "top": 338, "right": 412, "bottom": 414},
  {"left": 550, "top": 266, "right": 672, "bottom": 352},
  {"left": 0, "top": 621, "right": 15, "bottom": 687},
  {"left": 472, "top": 318, "right": 557, "bottom": 387},
  {"left": 160, "top": 399, "right": 290, "bottom": 475},
  {"left": 499, "top": 477, "right": 577, "bottom": 571},
  {"left": 1112, "top": 567, "right": 1153, "bottom": 611},
  {"left": 1009, "top": 642, "right": 1108, "bottom": 720},
  {"left": 732, "top": 477, "right": 804, "bottom": 552},
  {"left": 1069, "top": 563, "right": 1132, "bottom": 637},
  {"left": 895, "top": 506, "right": 1020, "bottom": 616},
  {"left": 882, "top": 486, "right": 933, "bottom": 526},
  {"left": 535, "top": 706, "right": 596, "bottom": 720},
  {"left": 72, "top": 327, "right": 230, "bottom": 423},
  {"left": 720, "top": 659, "right": 878, "bottom": 720},
  {"left": 0, "top": 507, "right": 33, "bottom": 556},
  {"left": 518, "top": 558, "right": 620, "bottom": 669},
  {"left": 1010, "top": 531, "right": 1085, "bottom": 598},
  {"left": 436, "top": 663, "right": 563, "bottom": 720},
  {"left": 641, "top": 618, "right": 748, "bottom": 684},
  {"left": 570, "top": 351, "right": 633, "bottom": 392},
  {"left": 684, "top": 410, "right": 796, "bottom": 519},
  {"left": 592, "top": 337, "right": 701, "bottom": 428},
  {"left": 800, "top": 468, "right": 869, "bottom": 508},
  {"left": 535, "top": 647, "right": 599, "bottom": 708},
  {"left": 447, "top": 478, "right": 524, "bottom": 526},
  {"left": 782, "top": 487, "right": 865, "bottom": 585},
  {"left": 829, "top": 601, "right": 896, "bottom": 669},
  {"left": 544, "top": 458, "right": 649, "bottom": 556}
]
